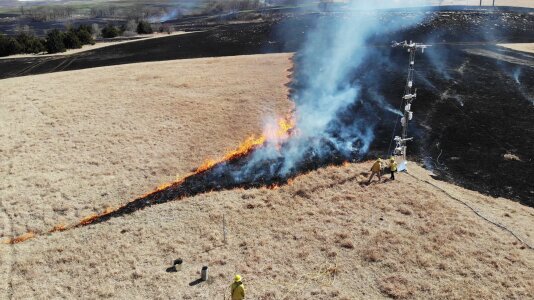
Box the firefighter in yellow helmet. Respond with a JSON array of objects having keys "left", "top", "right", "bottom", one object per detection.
[
  {"left": 367, "top": 158, "right": 382, "bottom": 183},
  {"left": 389, "top": 157, "right": 398, "bottom": 180},
  {"left": 230, "top": 275, "right": 245, "bottom": 300}
]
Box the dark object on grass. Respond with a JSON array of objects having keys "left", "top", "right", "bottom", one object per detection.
[
  {"left": 173, "top": 258, "right": 183, "bottom": 271},
  {"left": 165, "top": 258, "right": 183, "bottom": 273},
  {"left": 188, "top": 266, "right": 209, "bottom": 286},
  {"left": 165, "top": 266, "right": 177, "bottom": 273},
  {"left": 201, "top": 266, "right": 208, "bottom": 281}
]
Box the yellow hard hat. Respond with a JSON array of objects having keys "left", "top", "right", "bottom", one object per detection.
[
  {"left": 390, "top": 157, "right": 395, "bottom": 161},
  {"left": 234, "top": 275, "right": 242, "bottom": 282}
]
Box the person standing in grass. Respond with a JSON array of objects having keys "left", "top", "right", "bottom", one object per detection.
[
  {"left": 230, "top": 275, "right": 245, "bottom": 300},
  {"left": 389, "top": 157, "right": 398, "bottom": 180},
  {"left": 368, "top": 158, "right": 383, "bottom": 183}
]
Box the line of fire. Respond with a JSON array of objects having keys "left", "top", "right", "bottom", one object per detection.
[{"left": 6, "top": 40, "right": 434, "bottom": 244}]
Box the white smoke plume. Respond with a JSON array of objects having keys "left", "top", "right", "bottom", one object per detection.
[{"left": 221, "top": 1, "right": 432, "bottom": 182}]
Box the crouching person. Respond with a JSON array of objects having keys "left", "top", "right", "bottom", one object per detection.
[{"left": 368, "top": 158, "right": 382, "bottom": 183}]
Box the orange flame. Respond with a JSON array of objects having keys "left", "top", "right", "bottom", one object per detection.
[
  {"left": 79, "top": 207, "right": 117, "bottom": 226},
  {"left": 78, "top": 116, "right": 295, "bottom": 228},
  {"left": 50, "top": 224, "right": 67, "bottom": 233},
  {"left": 269, "top": 184, "right": 280, "bottom": 190},
  {"left": 195, "top": 135, "right": 266, "bottom": 173},
  {"left": 196, "top": 117, "right": 294, "bottom": 173},
  {"left": 4, "top": 231, "right": 35, "bottom": 244},
  {"left": 7, "top": 116, "right": 296, "bottom": 244},
  {"left": 80, "top": 213, "right": 99, "bottom": 226}
]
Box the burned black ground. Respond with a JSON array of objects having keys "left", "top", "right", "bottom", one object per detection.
[
  {"left": 357, "top": 45, "right": 534, "bottom": 206},
  {"left": 1, "top": 8, "right": 533, "bottom": 78}
]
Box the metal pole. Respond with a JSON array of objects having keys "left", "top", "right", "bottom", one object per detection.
[
  {"left": 391, "top": 41, "right": 430, "bottom": 167},
  {"left": 397, "top": 45, "right": 417, "bottom": 162},
  {"left": 401, "top": 48, "right": 416, "bottom": 157},
  {"left": 222, "top": 215, "right": 227, "bottom": 244}
]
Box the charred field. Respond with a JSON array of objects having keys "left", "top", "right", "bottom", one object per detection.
[
  {"left": 1, "top": 6, "right": 533, "bottom": 208},
  {"left": 1, "top": 7, "right": 534, "bottom": 78},
  {"left": 351, "top": 44, "right": 534, "bottom": 206}
]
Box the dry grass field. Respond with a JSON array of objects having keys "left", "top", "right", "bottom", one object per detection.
[
  {"left": 500, "top": 43, "right": 534, "bottom": 54},
  {"left": 1, "top": 162, "right": 533, "bottom": 299},
  {"left": 0, "top": 53, "right": 293, "bottom": 238},
  {"left": 1, "top": 53, "right": 533, "bottom": 299}
]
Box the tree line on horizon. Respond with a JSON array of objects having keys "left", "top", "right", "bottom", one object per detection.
[
  {"left": 0, "top": 24, "right": 94, "bottom": 57},
  {"left": 0, "top": 21, "right": 170, "bottom": 57}
]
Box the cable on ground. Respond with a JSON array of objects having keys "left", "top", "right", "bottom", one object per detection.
[{"left": 406, "top": 172, "right": 533, "bottom": 250}]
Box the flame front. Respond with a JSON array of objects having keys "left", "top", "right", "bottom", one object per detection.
[
  {"left": 151, "top": 117, "right": 294, "bottom": 192},
  {"left": 89, "top": 116, "right": 294, "bottom": 224},
  {"left": 4, "top": 231, "right": 35, "bottom": 244},
  {"left": 50, "top": 224, "right": 67, "bottom": 233},
  {"left": 5, "top": 116, "right": 295, "bottom": 244},
  {"left": 196, "top": 116, "right": 294, "bottom": 173}
]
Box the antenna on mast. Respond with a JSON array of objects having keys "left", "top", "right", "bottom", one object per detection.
[{"left": 391, "top": 40, "right": 431, "bottom": 171}]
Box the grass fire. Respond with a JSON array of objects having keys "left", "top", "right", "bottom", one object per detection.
[
  {"left": 4, "top": 116, "right": 295, "bottom": 243},
  {"left": 78, "top": 117, "right": 296, "bottom": 226}
]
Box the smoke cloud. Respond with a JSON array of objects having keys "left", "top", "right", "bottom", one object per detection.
[
  {"left": 215, "top": 1, "right": 431, "bottom": 183},
  {"left": 509, "top": 67, "right": 534, "bottom": 105},
  {"left": 150, "top": 8, "right": 182, "bottom": 23}
]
